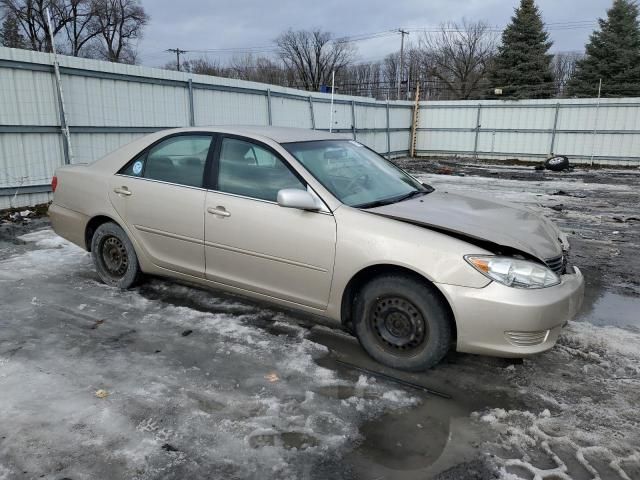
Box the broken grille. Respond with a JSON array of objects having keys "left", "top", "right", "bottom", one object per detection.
[{"left": 545, "top": 255, "right": 565, "bottom": 275}]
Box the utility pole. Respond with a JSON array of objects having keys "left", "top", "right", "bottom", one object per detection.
[
  {"left": 166, "top": 48, "right": 187, "bottom": 71},
  {"left": 397, "top": 29, "right": 409, "bottom": 100}
]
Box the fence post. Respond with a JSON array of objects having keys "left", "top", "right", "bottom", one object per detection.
[
  {"left": 308, "top": 96, "right": 316, "bottom": 129},
  {"left": 473, "top": 103, "right": 482, "bottom": 159},
  {"left": 187, "top": 79, "right": 195, "bottom": 127},
  {"left": 46, "top": 10, "right": 73, "bottom": 165},
  {"left": 351, "top": 100, "right": 357, "bottom": 140},
  {"left": 549, "top": 102, "right": 560, "bottom": 155},
  {"left": 266, "top": 89, "right": 273, "bottom": 126},
  {"left": 386, "top": 102, "right": 391, "bottom": 159}
]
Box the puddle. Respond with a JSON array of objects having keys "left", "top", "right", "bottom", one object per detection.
[
  {"left": 248, "top": 431, "right": 319, "bottom": 450},
  {"left": 353, "top": 398, "right": 454, "bottom": 470},
  {"left": 313, "top": 384, "right": 380, "bottom": 400},
  {"left": 578, "top": 291, "right": 640, "bottom": 329}
]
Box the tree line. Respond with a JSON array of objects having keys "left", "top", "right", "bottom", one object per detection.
[
  {"left": 0, "top": 0, "right": 148, "bottom": 63},
  {"left": 2, "top": 0, "right": 639, "bottom": 99},
  {"left": 166, "top": 0, "right": 640, "bottom": 100}
]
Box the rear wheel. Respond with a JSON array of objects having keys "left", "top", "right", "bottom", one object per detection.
[
  {"left": 353, "top": 274, "right": 452, "bottom": 371},
  {"left": 91, "top": 222, "right": 142, "bottom": 289}
]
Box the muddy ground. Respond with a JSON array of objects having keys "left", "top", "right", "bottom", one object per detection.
[{"left": 0, "top": 160, "right": 639, "bottom": 480}]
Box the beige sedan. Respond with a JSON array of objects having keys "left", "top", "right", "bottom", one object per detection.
[{"left": 49, "top": 126, "right": 584, "bottom": 371}]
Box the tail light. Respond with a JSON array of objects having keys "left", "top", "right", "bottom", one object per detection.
[{"left": 51, "top": 175, "right": 58, "bottom": 193}]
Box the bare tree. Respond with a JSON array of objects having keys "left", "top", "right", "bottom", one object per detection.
[
  {"left": 0, "top": 0, "right": 71, "bottom": 51},
  {"left": 91, "top": 0, "right": 148, "bottom": 63},
  {"left": 228, "top": 53, "right": 291, "bottom": 85},
  {"left": 420, "top": 20, "right": 497, "bottom": 99},
  {"left": 382, "top": 52, "right": 399, "bottom": 99},
  {"left": 58, "top": 0, "right": 100, "bottom": 56},
  {"left": 553, "top": 51, "right": 582, "bottom": 97},
  {"left": 164, "top": 56, "right": 225, "bottom": 76},
  {"left": 337, "top": 61, "right": 382, "bottom": 98},
  {"left": 276, "top": 29, "right": 355, "bottom": 91}
]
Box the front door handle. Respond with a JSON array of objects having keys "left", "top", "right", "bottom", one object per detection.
[
  {"left": 207, "top": 206, "right": 231, "bottom": 217},
  {"left": 113, "top": 186, "right": 132, "bottom": 196}
]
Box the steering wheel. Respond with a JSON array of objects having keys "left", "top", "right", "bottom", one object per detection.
[{"left": 344, "top": 174, "right": 369, "bottom": 193}]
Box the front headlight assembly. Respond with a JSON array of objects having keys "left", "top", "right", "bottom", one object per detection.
[{"left": 465, "top": 255, "right": 560, "bottom": 289}]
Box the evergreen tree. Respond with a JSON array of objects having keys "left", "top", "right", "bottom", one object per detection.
[
  {"left": 489, "top": 0, "right": 554, "bottom": 99},
  {"left": 0, "top": 13, "right": 26, "bottom": 49},
  {"left": 568, "top": 0, "right": 640, "bottom": 97}
]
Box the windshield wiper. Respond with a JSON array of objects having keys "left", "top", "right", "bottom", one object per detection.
[
  {"left": 393, "top": 189, "right": 427, "bottom": 203},
  {"left": 355, "top": 189, "right": 427, "bottom": 209}
]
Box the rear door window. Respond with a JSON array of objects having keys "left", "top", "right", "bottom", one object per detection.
[{"left": 122, "top": 135, "right": 213, "bottom": 188}]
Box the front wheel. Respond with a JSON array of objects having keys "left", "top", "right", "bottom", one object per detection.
[
  {"left": 91, "top": 222, "right": 143, "bottom": 289},
  {"left": 353, "top": 275, "right": 452, "bottom": 371}
]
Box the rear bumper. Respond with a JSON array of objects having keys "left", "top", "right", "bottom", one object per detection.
[
  {"left": 438, "top": 267, "right": 584, "bottom": 357},
  {"left": 48, "top": 203, "right": 89, "bottom": 250}
]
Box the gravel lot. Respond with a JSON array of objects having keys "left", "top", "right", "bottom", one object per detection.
[{"left": 1, "top": 160, "right": 639, "bottom": 480}]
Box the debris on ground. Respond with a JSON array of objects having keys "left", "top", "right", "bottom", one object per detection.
[
  {"left": 95, "top": 389, "right": 109, "bottom": 399},
  {"left": 181, "top": 329, "right": 193, "bottom": 337},
  {"left": 90, "top": 319, "right": 105, "bottom": 329},
  {"left": 544, "top": 155, "right": 570, "bottom": 172},
  {"left": 612, "top": 216, "right": 640, "bottom": 223},
  {"left": 550, "top": 190, "right": 587, "bottom": 198}
]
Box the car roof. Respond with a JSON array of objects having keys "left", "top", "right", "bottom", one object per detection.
[{"left": 166, "top": 126, "right": 352, "bottom": 144}]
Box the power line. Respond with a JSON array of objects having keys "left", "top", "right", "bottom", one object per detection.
[{"left": 166, "top": 48, "right": 187, "bottom": 71}]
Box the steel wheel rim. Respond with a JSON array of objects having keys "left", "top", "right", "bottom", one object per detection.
[
  {"left": 548, "top": 156, "right": 564, "bottom": 165},
  {"left": 370, "top": 296, "right": 428, "bottom": 355},
  {"left": 100, "top": 236, "right": 129, "bottom": 279}
]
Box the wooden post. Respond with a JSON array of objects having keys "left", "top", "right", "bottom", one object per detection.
[{"left": 409, "top": 83, "right": 421, "bottom": 158}]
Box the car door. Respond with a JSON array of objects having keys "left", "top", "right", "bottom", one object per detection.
[
  {"left": 109, "top": 133, "right": 214, "bottom": 278},
  {"left": 204, "top": 136, "right": 337, "bottom": 309}
]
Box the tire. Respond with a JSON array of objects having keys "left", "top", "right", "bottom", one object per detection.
[
  {"left": 353, "top": 274, "right": 452, "bottom": 371},
  {"left": 91, "top": 222, "right": 143, "bottom": 289},
  {"left": 545, "top": 155, "right": 570, "bottom": 172}
]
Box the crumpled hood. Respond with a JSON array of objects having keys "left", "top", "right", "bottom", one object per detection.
[{"left": 366, "top": 190, "right": 565, "bottom": 261}]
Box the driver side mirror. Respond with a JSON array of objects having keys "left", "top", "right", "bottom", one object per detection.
[{"left": 277, "top": 188, "right": 321, "bottom": 211}]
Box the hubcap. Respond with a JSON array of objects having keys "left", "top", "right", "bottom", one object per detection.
[
  {"left": 101, "top": 236, "right": 128, "bottom": 278},
  {"left": 371, "top": 296, "right": 427, "bottom": 354}
]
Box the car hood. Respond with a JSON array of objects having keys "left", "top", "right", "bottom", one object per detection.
[{"left": 365, "top": 190, "right": 565, "bottom": 261}]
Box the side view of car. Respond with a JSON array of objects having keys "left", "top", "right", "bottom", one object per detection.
[{"left": 49, "top": 126, "right": 584, "bottom": 371}]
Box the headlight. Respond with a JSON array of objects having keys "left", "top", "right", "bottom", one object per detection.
[{"left": 465, "top": 255, "right": 560, "bottom": 289}]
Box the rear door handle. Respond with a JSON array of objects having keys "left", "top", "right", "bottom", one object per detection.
[
  {"left": 113, "top": 187, "right": 132, "bottom": 196},
  {"left": 207, "top": 206, "right": 231, "bottom": 217}
]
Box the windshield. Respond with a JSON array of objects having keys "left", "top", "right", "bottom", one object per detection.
[{"left": 283, "top": 140, "right": 428, "bottom": 208}]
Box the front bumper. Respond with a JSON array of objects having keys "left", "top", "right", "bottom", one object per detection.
[{"left": 438, "top": 266, "right": 584, "bottom": 357}]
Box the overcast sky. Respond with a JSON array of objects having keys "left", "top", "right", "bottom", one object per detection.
[{"left": 138, "top": 0, "right": 614, "bottom": 67}]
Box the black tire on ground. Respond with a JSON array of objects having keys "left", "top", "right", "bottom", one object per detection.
[
  {"left": 353, "top": 274, "right": 452, "bottom": 371},
  {"left": 545, "top": 155, "right": 570, "bottom": 171},
  {"left": 91, "top": 222, "right": 143, "bottom": 289}
]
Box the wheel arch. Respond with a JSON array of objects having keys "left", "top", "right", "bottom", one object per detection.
[
  {"left": 85, "top": 215, "right": 121, "bottom": 251},
  {"left": 339, "top": 264, "right": 457, "bottom": 342}
]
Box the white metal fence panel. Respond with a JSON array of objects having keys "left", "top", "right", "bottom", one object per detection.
[
  {"left": 0, "top": 47, "right": 410, "bottom": 209},
  {"left": 270, "top": 96, "right": 313, "bottom": 129},
  {"left": 1, "top": 46, "right": 639, "bottom": 210},
  {"left": 418, "top": 98, "right": 640, "bottom": 164}
]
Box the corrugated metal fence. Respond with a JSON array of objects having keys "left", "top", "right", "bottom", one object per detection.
[
  {"left": 418, "top": 98, "right": 640, "bottom": 164},
  {"left": 1, "top": 47, "right": 639, "bottom": 209}
]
